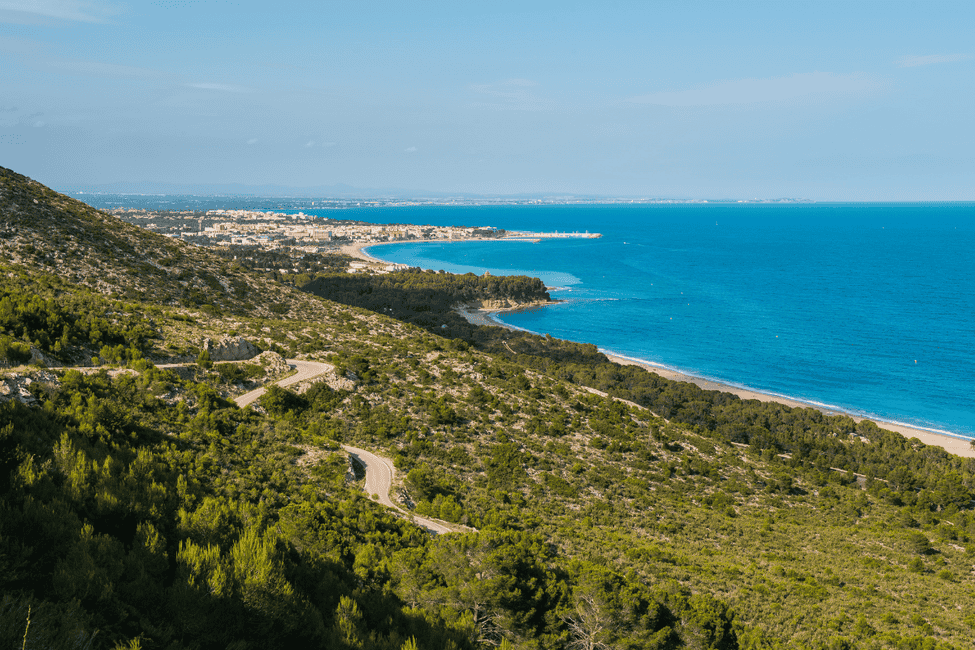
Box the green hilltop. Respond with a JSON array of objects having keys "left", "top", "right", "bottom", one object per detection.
[{"left": 1, "top": 167, "right": 975, "bottom": 650}]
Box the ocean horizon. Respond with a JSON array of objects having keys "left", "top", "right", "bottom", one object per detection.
[{"left": 329, "top": 203, "right": 974, "bottom": 440}]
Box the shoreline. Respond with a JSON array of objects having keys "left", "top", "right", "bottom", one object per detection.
[
  {"left": 457, "top": 306, "right": 975, "bottom": 459},
  {"left": 340, "top": 241, "right": 389, "bottom": 263},
  {"left": 358, "top": 240, "right": 974, "bottom": 459},
  {"left": 340, "top": 237, "right": 538, "bottom": 265}
]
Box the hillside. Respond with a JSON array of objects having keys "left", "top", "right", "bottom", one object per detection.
[
  {"left": 2, "top": 169, "right": 975, "bottom": 650},
  {"left": 0, "top": 166, "right": 328, "bottom": 320}
]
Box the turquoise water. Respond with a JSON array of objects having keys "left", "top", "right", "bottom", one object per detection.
[{"left": 322, "top": 203, "right": 974, "bottom": 438}]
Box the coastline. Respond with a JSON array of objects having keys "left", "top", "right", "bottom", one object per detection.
[
  {"left": 341, "top": 237, "right": 530, "bottom": 265},
  {"left": 340, "top": 241, "right": 389, "bottom": 263},
  {"left": 356, "top": 240, "right": 974, "bottom": 459},
  {"left": 457, "top": 306, "right": 975, "bottom": 459}
]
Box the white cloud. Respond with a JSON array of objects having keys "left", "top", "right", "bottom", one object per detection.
[
  {"left": 187, "top": 82, "right": 253, "bottom": 93},
  {"left": 404, "top": 146, "right": 418, "bottom": 153},
  {"left": 628, "top": 72, "right": 883, "bottom": 107},
  {"left": 247, "top": 138, "right": 258, "bottom": 145},
  {"left": 470, "top": 78, "right": 554, "bottom": 111},
  {"left": 0, "top": 0, "right": 119, "bottom": 23},
  {"left": 305, "top": 140, "right": 315, "bottom": 148},
  {"left": 898, "top": 54, "right": 973, "bottom": 68}
]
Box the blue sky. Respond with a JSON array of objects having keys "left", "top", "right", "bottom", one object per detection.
[{"left": 1, "top": 0, "right": 972, "bottom": 199}]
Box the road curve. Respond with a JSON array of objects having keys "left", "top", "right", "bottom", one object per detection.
[
  {"left": 342, "top": 445, "right": 453, "bottom": 535},
  {"left": 342, "top": 445, "right": 398, "bottom": 509},
  {"left": 234, "top": 360, "right": 335, "bottom": 408},
  {"left": 234, "top": 360, "right": 454, "bottom": 535}
]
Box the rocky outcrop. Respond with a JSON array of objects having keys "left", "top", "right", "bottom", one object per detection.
[
  {"left": 28, "top": 347, "right": 56, "bottom": 368},
  {"left": 460, "top": 298, "right": 554, "bottom": 311},
  {"left": 0, "top": 371, "right": 58, "bottom": 405},
  {"left": 251, "top": 351, "right": 290, "bottom": 374},
  {"left": 202, "top": 336, "right": 260, "bottom": 361},
  {"left": 293, "top": 371, "right": 357, "bottom": 394}
]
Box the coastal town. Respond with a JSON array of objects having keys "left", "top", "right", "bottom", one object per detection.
[{"left": 108, "top": 206, "right": 600, "bottom": 272}]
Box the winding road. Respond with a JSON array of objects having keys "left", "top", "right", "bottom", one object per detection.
[
  {"left": 342, "top": 445, "right": 453, "bottom": 535},
  {"left": 234, "top": 360, "right": 454, "bottom": 535},
  {"left": 235, "top": 360, "right": 335, "bottom": 407}
]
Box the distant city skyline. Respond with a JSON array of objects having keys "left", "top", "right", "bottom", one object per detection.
[{"left": 1, "top": 0, "right": 973, "bottom": 200}]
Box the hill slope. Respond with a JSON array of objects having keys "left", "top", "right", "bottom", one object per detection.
[
  {"left": 1, "top": 169, "right": 975, "bottom": 650},
  {"left": 0, "top": 166, "right": 324, "bottom": 319}
]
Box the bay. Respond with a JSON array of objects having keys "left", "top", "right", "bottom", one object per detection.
[{"left": 318, "top": 203, "right": 974, "bottom": 439}]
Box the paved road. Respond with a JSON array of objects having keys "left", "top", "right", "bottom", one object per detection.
[
  {"left": 342, "top": 445, "right": 453, "bottom": 535},
  {"left": 235, "top": 360, "right": 455, "bottom": 535},
  {"left": 234, "top": 360, "right": 335, "bottom": 408},
  {"left": 342, "top": 445, "right": 399, "bottom": 509}
]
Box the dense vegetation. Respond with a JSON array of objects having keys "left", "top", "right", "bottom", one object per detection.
[
  {"left": 2, "top": 169, "right": 975, "bottom": 650},
  {"left": 211, "top": 245, "right": 352, "bottom": 280},
  {"left": 0, "top": 307, "right": 742, "bottom": 650},
  {"left": 301, "top": 269, "right": 550, "bottom": 332},
  {"left": 299, "top": 268, "right": 975, "bottom": 512},
  {"left": 0, "top": 270, "right": 157, "bottom": 364}
]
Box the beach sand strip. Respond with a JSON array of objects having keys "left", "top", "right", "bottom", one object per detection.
[{"left": 456, "top": 307, "right": 974, "bottom": 459}]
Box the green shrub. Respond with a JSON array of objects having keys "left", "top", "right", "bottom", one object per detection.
[{"left": 0, "top": 336, "right": 31, "bottom": 364}]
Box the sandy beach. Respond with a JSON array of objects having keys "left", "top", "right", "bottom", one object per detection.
[
  {"left": 340, "top": 236, "right": 553, "bottom": 267},
  {"left": 339, "top": 241, "right": 388, "bottom": 263},
  {"left": 340, "top": 237, "right": 513, "bottom": 265},
  {"left": 456, "top": 307, "right": 975, "bottom": 459}
]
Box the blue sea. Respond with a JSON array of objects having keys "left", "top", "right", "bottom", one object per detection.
[{"left": 316, "top": 203, "right": 974, "bottom": 439}]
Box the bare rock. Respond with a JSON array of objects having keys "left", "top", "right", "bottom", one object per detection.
[
  {"left": 293, "top": 369, "right": 356, "bottom": 394},
  {"left": 460, "top": 298, "right": 551, "bottom": 311},
  {"left": 29, "top": 347, "right": 56, "bottom": 367},
  {"left": 251, "top": 350, "right": 290, "bottom": 374},
  {"left": 330, "top": 375, "right": 357, "bottom": 391},
  {"left": 202, "top": 335, "right": 260, "bottom": 362},
  {"left": 0, "top": 371, "right": 57, "bottom": 405}
]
